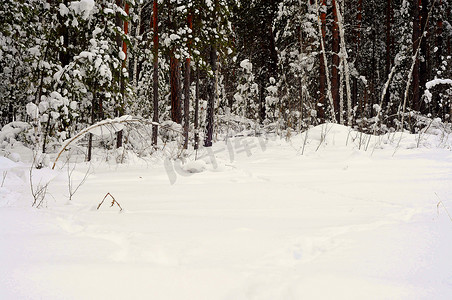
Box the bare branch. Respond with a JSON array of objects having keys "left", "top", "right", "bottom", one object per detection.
[
  {"left": 97, "top": 192, "right": 123, "bottom": 212},
  {"left": 52, "top": 116, "right": 183, "bottom": 169}
]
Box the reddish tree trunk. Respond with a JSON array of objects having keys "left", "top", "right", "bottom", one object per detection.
[
  {"left": 122, "top": 3, "right": 129, "bottom": 62},
  {"left": 117, "top": 1, "right": 129, "bottom": 149},
  {"left": 318, "top": 0, "right": 327, "bottom": 120},
  {"left": 152, "top": 0, "right": 159, "bottom": 146},
  {"left": 331, "top": 0, "right": 340, "bottom": 123},
  {"left": 194, "top": 67, "right": 200, "bottom": 150}
]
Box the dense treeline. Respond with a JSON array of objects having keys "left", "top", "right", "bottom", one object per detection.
[{"left": 0, "top": 0, "right": 451, "bottom": 154}]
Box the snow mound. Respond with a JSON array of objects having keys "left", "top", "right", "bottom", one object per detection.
[
  {"left": 0, "top": 121, "right": 31, "bottom": 146},
  {"left": 183, "top": 160, "right": 207, "bottom": 173},
  {"left": 305, "top": 123, "right": 350, "bottom": 145},
  {"left": 296, "top": 123, "right": 452, "bottom": 153},
  {"left": 0, "top": 156, "right": 18, "bottom": 170}
]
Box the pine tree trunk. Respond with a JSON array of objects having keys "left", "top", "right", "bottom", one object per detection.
[
  {"left": 194, "top": 66, "right": 200, "bottom": 150},
  {"left": 352, "top": 0, "right": 362, "bottom": 119},
  {"left": 170, "top": 52, "right": 182, "bottom": 124},
  {"left": 384, "top": 0, "right": 392, "bottom": 106},
  {"left": 332, "top": 0, "right": 341, "bottom": 123},
  {"left": 333, "top": 0, "right": 352, "bottom": 125},
  {"left": 419, "top": 0, "right": 429, "bottom": 114},
  {"left": 448, "top": 9, "right": 452, "bottom": 57},
  {"left": 58, "top": 0, "right": 69, "bottom": 67},
  {"left": 259, "top": 76, "right": 266, "bottom": 123},
  {"left": 412, "top": 0, "right": 421, "bottom": 112},
  {"left": 116, "top": 1, "right": 129, "bottom": 149},
  {"left": 152, "top": 0, "right": 159, "bottom": 146},
  {"left": 183, "top": 13, "right": 193, "bottom": 149},
  {"left": 88, "top": 86, "right": 97, "bottom": 162},
  {"left": 315, "top": 0, "right": 335, "bottom": 121},
  {"left": 435, "top": 0, "right": 443, "bottom": 117},
  {"left": 318, "top": 0, "right": 327, "bottom": 121},
  {"left": 204, "top": 1, "right": 218, "bottom": 147},
  {"left": 8, "top": 102, "right": 14, "bottom": 123},
  {"left": 204, "top": 45, "right": 217, "bottom": 147}
]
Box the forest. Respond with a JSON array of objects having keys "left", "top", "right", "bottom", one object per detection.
[
  {"left": 2, "top": 1, "right": 452, "bottom": 299},
  {"left": 1, "top": 0, "right": 451, "bottom": 155}
]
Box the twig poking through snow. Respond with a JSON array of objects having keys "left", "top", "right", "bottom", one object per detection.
[
  {"left": 1, "top": 171, "right": 7, "bottom": 188},
  {"left": 435, "top": 193, "right": 452, "bottom": 222},
  {"left": 66, "top": 158, "right": 91, "bottom": 201},
  {"left": 97, "top": 192, "right": 123, "bottom": 212}
]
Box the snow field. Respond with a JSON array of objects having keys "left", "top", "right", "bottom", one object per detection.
[{"left": 1, "top": 124, "right": 452, "bottom": 299}]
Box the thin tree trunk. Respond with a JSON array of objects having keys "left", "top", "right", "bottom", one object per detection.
[
  {"left": 8, "top": 102, "right": 14, "bottom": 123},
  {"left": 353, "top": 0, "right": 363, "bottom": 119},
  {"left": 170, "top": 52, "right": 182, "bottom": 124},
  {"left": 194, "top": 66, "right": 200, "bottom": 150},
  {"left": 152, "top": 0, "right": 159, "bottom": 146},
  {"left": 419, "top": 0, "right": 429, "bottom": 114},
  {"left": 259, "top": 76, "right": 265, "bottom": 123},
  {"left": 42, "top": 116, "right": 52, "bottom": 153},
  {"left": 448, "top": 8, "right": 451, "bottom": 57},
  {"left": 204, "top": 0, "right": 218, "bottom": 147},
  {"left": 116, "top": 1, "right": 129, "bottom": 149},
  {"left": 297, "top": 24, "right": 304, "bottom": 123},
  {"left": 384, "top": 0, "right": 392, "bottom": 106},
  {"left": 333, "top": 0, "right": 352, "bottom": 125},
  {"left": 133, "top": 3, "right": 143, "bottom": 89},
  {"left": 435, "top": 0, "right": 443, "bottom": 117},
  {"left": 318, "top": 0, "right": 327, "bottom": 121},
  {"left": 58, "top": 0, "right": 70, "bottom": 67},
  {"left": 315, "top": 0, "right": 335, "bottom": 122},
  {"left": 183, "top": 12, "right": 193, "bottom": 149},
  {"left": 412, "top": 0, "right": 421, "bottom": 112},
  {"left": 88, "top": 86, "right": 97, "bottom": 162},
  {"left": 332, "top": 0, "right": 341, "bottom": 123},
  {"left": 204, "top": 45, "right": 217, "bottom": 147}
]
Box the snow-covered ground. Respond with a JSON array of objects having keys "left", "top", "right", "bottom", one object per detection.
[{"left": 1, "top": 124, "right": 452, "bottom": 299}]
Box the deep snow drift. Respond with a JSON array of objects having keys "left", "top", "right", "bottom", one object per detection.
[{"left": 1, "top": 124, "right": 452, "bottom": 299}]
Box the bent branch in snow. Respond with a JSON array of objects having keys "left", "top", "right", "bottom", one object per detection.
[{"left": 52, "top": 116, "right": 182, "bottom": 169}]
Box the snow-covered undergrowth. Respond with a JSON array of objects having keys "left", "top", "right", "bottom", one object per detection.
[{"left": 1, "top": 124, "right": 452, "bottom": 299}]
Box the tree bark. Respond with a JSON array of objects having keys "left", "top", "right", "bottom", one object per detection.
[
  {"left": 116, "top": 1, "right": 129, "bottom": 149},
  {"left": 152, "top": 0, "right": 159, "bottom": 146},
  {"left": 448, "top": 8, "right": 451, "bottom": 57},
  {"left": 435, "top": 0, "right": 443, "bottom": 117},
  {"left": 194, "top": 66, "right": 200, "bottom": 150},
  {"left": 58, "top": 0, "right": 70, "bottom": 67},
  {"left": 183, "top": 12, "right": 193, "bottom": 149},
  {"left": 333, "top": 0, "right": 352, "bottom": 125},
  {"left": 412, "top": 0, "right": 421, "bottom": 112},
  {"left": 318, "top": 0, "right": 327, "bottom": 120},
  {"left": 170, "top": 52, "right": 182, "bottom": 124},
  {"left": 419, "top": 0, "right": 429, "bottom": 114},
  {"left": 88, "top": 85, "right": 97, "bottom": 162},
  {"left": 204, "top": 45, "right": 217, "bottom": 147},
  {"left": 384, "top": 0, "right": 392, "bottom": 106},
  {"left": 332, "top": 0, "right": 341, "bottom": 123},
  {"left": 352, "top": 0, "right": 362, "bottom": 119}
]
